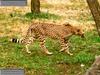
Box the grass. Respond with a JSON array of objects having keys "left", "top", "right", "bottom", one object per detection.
[
  {"left": 24, "top": 12, "right": 61, "bottom": 20},
  {"left": 0, "top": 12, "right": 61, "bottom": 24},
  {"left": 41, "top": 3, "right": 54, "bottom": 9},
  {"left": 9, "top": 11, "right": 61, "bottom": 20},
  {"left": 0, "top": 11, "right": 61, "bottom": 22},
  {"left": 0, "top": 30, "right": 100, "bottom": 75}
]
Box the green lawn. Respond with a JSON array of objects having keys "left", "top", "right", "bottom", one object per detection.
[{"left": 0, "top": 30, "right": 100, "bottom": 75}]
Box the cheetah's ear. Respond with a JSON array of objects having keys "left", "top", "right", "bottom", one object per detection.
[{"left": 63, "top": 23, "right": 72, "bottom": 27}]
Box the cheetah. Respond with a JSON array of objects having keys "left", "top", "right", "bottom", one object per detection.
[{"left": 12, "top": 22, "right": 84, "bottom": 55}]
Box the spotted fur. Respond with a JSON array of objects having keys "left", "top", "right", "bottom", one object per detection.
[{"left": 12, "top": 22, "right": 84, "bottom": 55}]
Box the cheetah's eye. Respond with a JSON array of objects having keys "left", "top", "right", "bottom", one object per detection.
[{"left": 77, "top": 29, "right": 80, "bottom": 32}]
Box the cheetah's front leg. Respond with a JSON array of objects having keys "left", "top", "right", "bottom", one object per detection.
[
  {"left": 60, "top": 38, "right": 73, "bottom": 55},
  {"left": 25, "top": 44, "right": 31, "bottom": 54},
  {"left": 24, "top": 37, "right": 34, "bottom": 54},
  {"left": 39, "top": 35, "right": 53, "bottom": 55}
]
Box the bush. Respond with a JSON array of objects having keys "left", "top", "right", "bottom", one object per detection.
[{"left": 24, "top": 12, "right": 61, "bottom": 20}]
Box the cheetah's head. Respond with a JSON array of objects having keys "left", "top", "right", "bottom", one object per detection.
[
  {"left": 74, "top": 27, "right": 84, "bottom": 38},
  {"left": 64, "top": 23, "right": 85, "bottom": 38}
]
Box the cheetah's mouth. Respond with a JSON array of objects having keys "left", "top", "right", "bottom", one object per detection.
[{"left": 81, "top": 34, "right": 85, "bottom": 38}]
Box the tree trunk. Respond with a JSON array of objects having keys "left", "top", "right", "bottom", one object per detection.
[
  {"left": 31, "top": 0, "right": 40, "bottom": 13},
  {"left": 87, "top": 0, "right": 100, "bottom": 36}
]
